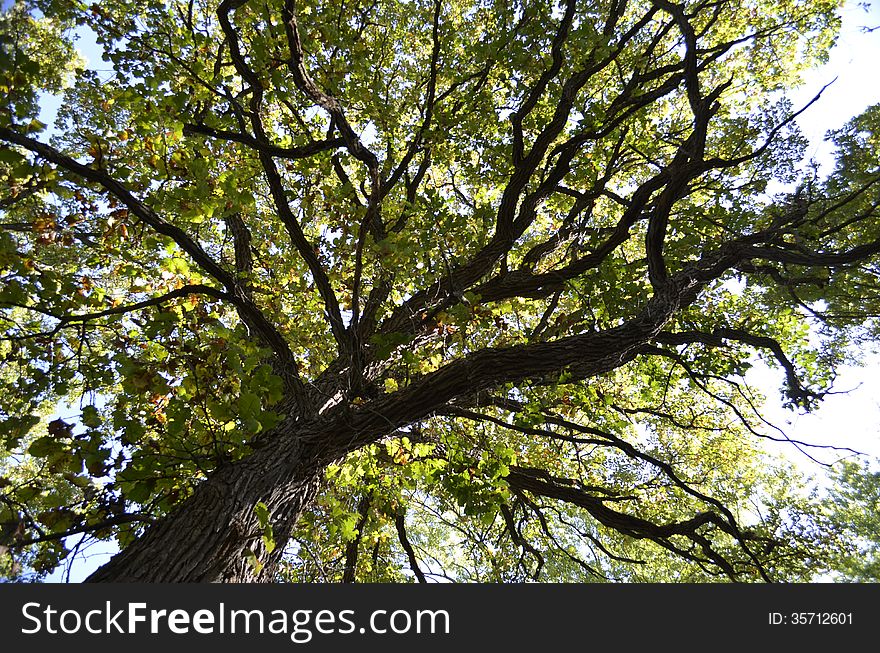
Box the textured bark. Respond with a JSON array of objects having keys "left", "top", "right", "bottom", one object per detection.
[{"left": 85, "top": 420, "right": 326, "bottom": 582}]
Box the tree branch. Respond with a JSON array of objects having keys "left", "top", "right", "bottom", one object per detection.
[
  {"left": 0, "top": 127, "right": 309, "bottom": 406},
  {"left": 9, "top": 513, "right": 155, "bottom": 548},
  {"left": 505, "top": 467, "right": 747, "bottom": 581},
  {"left": 342, "top": 493, "right": 372, "bottom": 583},
  {"left": 281, "top": 0, "right": 381, "bottom": 174},
  {"left": 0, "top": 127, "right": 235, "bottom": 288},
  {"left": 394, "top": 512, "right": 427, "bottom": 583},
  {"left": 655, "top": 327, "right": 824, "bottom": 408},
  {"left": 218, "top": 0, "right": 349, "bottom": 352},
  {"left": 182, "top": 122, "right": 344, "bottom": 159}
]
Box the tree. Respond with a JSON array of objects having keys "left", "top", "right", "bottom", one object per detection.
[
  {"left": 1, "top": 0, "right": 878, "bottom": 582},
  {"left": 816, "top": 459, "right": 880, "bottom": 582}
]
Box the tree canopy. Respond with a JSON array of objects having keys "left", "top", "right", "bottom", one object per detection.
[{"left": 1, "top": 0, "right": 879, "bottom": 582}]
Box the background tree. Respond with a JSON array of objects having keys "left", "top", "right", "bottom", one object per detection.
[
  {"left": 816, "top": 459, "right": 880, "bottom": 582},
  {"left": 1, "top": 0, "right": 878, "bottom": 582}
]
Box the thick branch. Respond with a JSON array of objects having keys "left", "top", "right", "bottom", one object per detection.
[{"left": 509, "top": 0, "right": 577, "bottom": 166}]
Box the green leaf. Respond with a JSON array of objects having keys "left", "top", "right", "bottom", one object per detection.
[
  {"left": 25, "top": 118, "right": 47, "bottom": 133},
  {"left": 238, "top": 391, "right": 261, "bottom": 420},
  {"left": 254, "top": 501, "right": 270, "bottom": 528},
  {"left": 81, "top": 405, "right": 102, "bottom": 428},
  {"left": 243, "top": 548, "right": 263, "bottom": 575},
  {"left": 0, "top": 147, "right": 26, "bottom": 165},
  {"left": 27, "top": 436, "right": 62, "bottom": 458}
]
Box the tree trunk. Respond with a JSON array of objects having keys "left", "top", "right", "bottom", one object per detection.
[{"left": 86, "top": 419, "right": 327, "bottom": 582}]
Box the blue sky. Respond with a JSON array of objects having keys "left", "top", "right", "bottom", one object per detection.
[{"left": 790, "top": 2, "right": 880, "bottom": 170}]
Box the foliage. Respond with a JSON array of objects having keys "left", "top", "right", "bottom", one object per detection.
[
  {"left": 818, "top": 459, "right": 880, "bottom": 582},
  {"left": 1, "top": 0, "right": 879, "bottom": 582}
]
